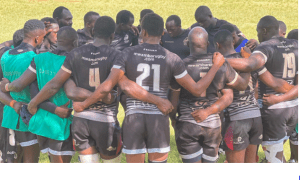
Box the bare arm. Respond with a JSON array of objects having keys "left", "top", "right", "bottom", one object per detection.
[
  {"left": 259, "top": 69, "right": 294, "bottom": 93},
  {"left": 168, "top": 88, "right": 181, "bottom": 125},
  {"left": 27, "top": 69, "right": 71, "bottom": 115},
  {"left": 227, "top": 72, "right": 251, "bottom": 91},
  {"left": 263, "top": 74, "right": 298, "bottom": 106},
  {"left": 0, "top": 40, "right": 13, "bottom": 47},
  {"left": 191, "top": 88, "right": 233, "bottom": 123},
  {"left": 0, "top": 85, "right": 24, "bottom": 114},
  {"left": 227, "top": 53, "right": 266, "bottom": 72},
  {"left": 1, "top": 69, "right": 37, "bottom": 93},
  {"left": 176, "top": 52, "right": 225, "bottom": 97}
]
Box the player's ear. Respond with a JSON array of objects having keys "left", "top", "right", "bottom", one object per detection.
[
  {"left": 263, "top": 28, "right": 267, "bottom": 35},
  {"left": 73, "top": 39, "right": 78, "bottom": 48},
  {"left": 110, "top": 33, "right": 115, "bottom": 42},
  {"left": 91, "top": 28, "right": 94, "bottom": 36},
  {"left": 207, "top": 41, "right": 210, "bottom": 48},
  {"left": 34, "top": 36, "right": 39, "bottom": 44}
]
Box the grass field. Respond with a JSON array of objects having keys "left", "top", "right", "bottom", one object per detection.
[{"left": 0, "top": 0, "right": 297, "bottom": 163}]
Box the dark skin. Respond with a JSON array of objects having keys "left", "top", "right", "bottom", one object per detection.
[
  {"left": 84, "top": 15, "right": 100, "bottom": 38},
  {"left": 165, "top": 20, "right": 184, "bottom": 38},
  {"left": 40, "top": 23, "right": 59, "bottom": 50},
  {"left": 215, "top": 39, "right": 259, "bottom": 163},
  {"left": 115, "top": 17, "right": 139, "bottom": 36},
  {"left": 73, "top": 26, "right": 225, "bottom": 163},
  {"left": 0, "top": 28, "right": 46, "bottom": 163},
  {"left": 55, "top": 9, "right": 73, "bottom": 28},
  {"left": 195, "top": 14, "right": 217, "bottom": 29}
]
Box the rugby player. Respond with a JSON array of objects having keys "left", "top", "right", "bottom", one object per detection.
[
  {"left": 0, "top": 20, "right": 46, "bottom": 163},
  {"left": 53, "top": 6, "right": 73, "bottom": 28},
  {"left": 213, "top": 30, "right": 262, "bottom": 163},
  {"left": 226, "top": 16, "right": 298, "bottom": 163},
  {"left": 72, "top": 13, "right": 227, "bottom": 163},
  {"left": 27, "top": 16, "right": 175, "bottom": 163},
  {"left": 0, "top": 29, "right": 24, "bottom": 163},
  {"left": 168, "top": 27, "right": 250, "bottom": 163},
  {"left": 262, "top": 29, "right": 298, "bottom": 163},
  {"left": 110, "top": 10, "right": 138, "bottom": 51},
  {"left": 77, "top": 11, "right": 100, "bottom": 47},
  {"left": 278, "top": 21, "right": 287, "bottom": 38},
  {"left": 161, "top": 15, "right": 190, "bottom": 59},
  {"left": 0, "top": 27, "right": 87, "bottom": 163},
  {"left": 137, "top": 9, "right": 154, "bottom": 32},
  {"left": 36, "top": 17, "right": 59, "bottom": 54},
  {"left": 219, "top": 24, "right": 252, "bottom": 52}
]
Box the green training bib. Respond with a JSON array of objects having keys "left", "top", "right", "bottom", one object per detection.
[
  {"left": 29, "top": 52, "right": 73, "bottom": 140},
  {"left": 1, "top": 50, "right": 36, "bottom": 131}
]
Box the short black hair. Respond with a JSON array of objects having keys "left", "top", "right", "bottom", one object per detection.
[
  {"left": 116, "top": 10, "right": 134, "bottom": 25},
  {"left": 41, "top": 17, "right": 58, "bottom": 24},
  {"left": 287, "top": 29, "right": 298, "bottom": 40},
  {"left": 278, "top": 20, "right": 286, "bottom": 32},
  {"left": 23, "top": 19, "right": 45, "bottom": 36},
  {"left": 53, "top": 6, "right": 69, "bottom": 19},
  {"left": 213, "top": 30, "right": 233, "bottom": 47},
  {"left": 94, "top": 16, "right": 116, "bottom": 38},
  {"left": 141, "top": 13, "right": 164, "bottom": 37},
  {"left": 140, "top": 9, "right": 154, "bottom": 20},
  {"left": 258, "top": 16, "right": 279, "bottom": 32},
  {"left": 195, "top": 6, "right": 212, "bottom": 19},
  {"left": 220, "top": 24, "right": 235, "bottom": 33},
  {"left": 84, "top": 11, "right": 100, "bottom": 25},
  {"left": 57, "top": 26, "right": 78, "bottom": 42},
  {"left": 166, "top": 15, "right": 181, "bottom": 26},
  {"left": 13, "top": 29, "right": 24, "bottom": 47}
]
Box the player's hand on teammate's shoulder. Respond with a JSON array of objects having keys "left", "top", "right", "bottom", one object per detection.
[
  {"left": 241, "top": 47, "right": 252, "bottom": 58},
  {"left": 262, "top": 94, "right": 279, "bottom": 106},
  {"left": 191, "top": 108, "right": 210, "bottom": 123},
  {"left": 55, "top": 101, "right": 72, "bottom": 118},
  {"left": 73, "top": 101, "right": 86, "bottom": 113},
  {"left": 245, "top": 39, "right": 259, "bottom": 51},
  {"left": 0, "top": 78, "right": 10, "bottom": 93},
  {"left": 156, "top": 98, "right": 174, "bottom": 115},
  {"left": 13, "top": 101, "right": 24, "bottom": 114},
  {"left": 212, "top": 52, "right": 225, "bottom": 68}
]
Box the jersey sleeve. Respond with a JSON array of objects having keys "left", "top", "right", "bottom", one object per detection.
[
  {"left": 252, "top": 43, "right": 273, "bottom": 64},
  {"left": 112, "top": 49, "right": 128, "bottom": 73},
  {"left": 167, "top": 51, "right": 187, "bottom": 79},
  {"left": 61, "top": 51, "right": 74, "bottom": 74},
  {"left": 224, "top": 61, "right": 239, "bottom": 85},
  {"left": 28, "top": 58, "right": 36, "bottom": 74}
]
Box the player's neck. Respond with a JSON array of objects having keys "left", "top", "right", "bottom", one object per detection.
[
  {"left": 190, "top": 47, "right": 207, "bottom": 56},
  {"left": 115, "top": 26, "right": 123, "bottom": 34},
  {"left": 22, "top": 38, "right": 36, "bottom": 48},
  {"left": 56, "top": 44, "right": 73, "bottom": 52},
  {"left": 220, "top": 48, "right": 236, "bottom": 57},
  {"left": 143, "top": 37, "right": 161, "bottom": 44},
  {"left": 42, "top": 38, "right": 51, "bottom": 49},
  {"left": 93, "top": 38, "right": 111, "bottom": 46}
]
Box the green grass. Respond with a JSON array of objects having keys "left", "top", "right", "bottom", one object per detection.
[{"left": 0, "top": 0, "right": 297, "bottom": 163}]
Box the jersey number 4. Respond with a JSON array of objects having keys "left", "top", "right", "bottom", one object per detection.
[
  {"left": 136, "top": 63, "right": 160, "bottom": 91},
  {"left": 282, "top": 53, "right": 296, "bottom": 78},
  {"left": 89, "top": 68, "right": 100, "bottom": 88}
]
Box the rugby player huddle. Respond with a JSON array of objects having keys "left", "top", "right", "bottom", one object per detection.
[{"left": 0, "top": 5, "right": 297, "bottom": 163}]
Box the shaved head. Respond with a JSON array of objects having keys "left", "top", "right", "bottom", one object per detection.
[
  {"left": 188, "top": 27, "right": 208, "bottom": 50},
  {"left": 257, "top": 15, "right": 279, "bottom": 43},
  {"left": 195, "top": 6, "right": 212, "bottom": 20},
  {"left": 278, "top": 20, "right": 287, "bottom": 37}
]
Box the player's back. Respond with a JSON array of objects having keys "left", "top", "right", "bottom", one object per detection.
[
  {"left": 178, "top": 54, "right": 236, "bottom": 127},
  {"left": 119, "top": 43, "right": 186, "bottom": 115},
  {"left": 225, "top": 53, "right": 260, "bottom": 120},
  {"left": 62, "top": 43, "right": 120, "bottom": 122},
  {"left": 255, "top": 37, "right": 298, "bottom": 96}
]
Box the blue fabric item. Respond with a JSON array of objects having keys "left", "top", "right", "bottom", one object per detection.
[
  {"left": 20, "top": 104, "right": 32, "bottom": 125},
  {"left": 235, "top": 39, "right": 249, "bottom": 52}
]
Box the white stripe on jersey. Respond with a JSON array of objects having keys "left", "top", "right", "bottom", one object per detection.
[
  {"left": 258, "top": 67, "right": 267, "bottom": 75},
  {"left": 227, "top": 71, "right": 238, "bottom": 85},
  {"left": 174, "top": 70, "right": 187, "bottom": 79},
  {"left": 61, "top": 65, "right": 72, "bottom": 74},
  {"left": 28, "top": 65, "right": 36, "bottom": 74},
  {"left": 112, "top": 65, "right": 122, "bottom": 69},
  {"left": 253, "top": 51, "right": 268, "bottom": 63}
]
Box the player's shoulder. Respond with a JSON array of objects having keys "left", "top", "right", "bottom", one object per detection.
[
  {"left": 216, "top": 19, "right": 230, "bottom": 27},
  {"left": 164, "top": 47, "right": 182, "bottom": 60},
  {"left": 225, "top": 52, "right": 242, "bottom": 59},
  {"left": 183, "top": 54, "right": 213, "bottom": 65}
]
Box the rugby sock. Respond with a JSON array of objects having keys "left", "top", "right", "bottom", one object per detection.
[
  {"left": 148, "top": 159, "right": 167, "bottom": 163},
  {"left": 79, "top": 154, "right": 99, "bottom": 163}
]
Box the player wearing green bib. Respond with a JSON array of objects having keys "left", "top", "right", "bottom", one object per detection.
[
  {"left": 1, "top": 27, "right": 91, "bottom": 163},
  {"left": 0, "top": 19, "right": 46, "bottom": 163}
]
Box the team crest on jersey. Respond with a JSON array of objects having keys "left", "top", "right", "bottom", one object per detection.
[{"left": 124, "top": 34, "right": 129, "bottom": 43}]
